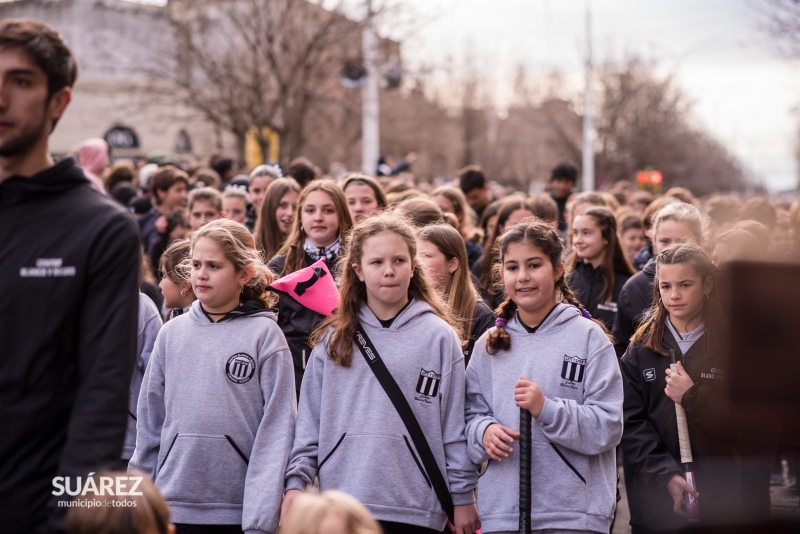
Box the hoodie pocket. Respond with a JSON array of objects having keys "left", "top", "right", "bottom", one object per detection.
[
  {"left": 319, "top": 433, "right": 434, "bottom": 511},
  {"left": 155, "top": 433, "right": 249, "bottom": 505},
  {"left": 530, "top": 441, "right": 586, "bottom": 514}
]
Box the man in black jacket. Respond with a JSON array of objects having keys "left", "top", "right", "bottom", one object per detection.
[{"left": 0, "top": 20, "right": 139, "bottom": 533}]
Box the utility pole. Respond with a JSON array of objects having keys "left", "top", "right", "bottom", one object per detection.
[
  {"left": 362, "top": 0, "right": 380, "bottom": 175},
  {"left": 582, "top": 0, "right": 595, "bottom": 191}
]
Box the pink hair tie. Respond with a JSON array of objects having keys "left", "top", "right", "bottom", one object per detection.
[{"left": 495, "top": 318, "right": 507, "bottom": 328}]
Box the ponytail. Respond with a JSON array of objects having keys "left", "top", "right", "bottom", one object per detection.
[{"left": 486, "top": 298, "right": 518, "bottom": 354}]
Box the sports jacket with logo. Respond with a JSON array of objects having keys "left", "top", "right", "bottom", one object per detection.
[
  {"left": 0, "top": 157, "right": 140, "bottom": 533},
  {"left": 130, "top": 300, "right": 296, "bottom": 534},
  {"left": 567, "top": 259, "right": 632, "bottom": 332},
  {"left": 620, "top": 331, "right": 742, "bottom": 530},
  {"left": 285, "top": 299, "right": 477, "bottom": 531},
  {"left": 465, "top": 304, "right": 623, "bottom": 534}
]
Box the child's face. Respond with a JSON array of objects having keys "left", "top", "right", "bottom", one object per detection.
[
  {"left": 190, "top": 199, "right": 222, "bottom": 231},
  {"left": 302, "top": 191, "right": 340, "bottom": 247},
  {"left": 621, "top": 227, "right": 646, "bottom": 259},
  {"left": 416, "top": 238, "right": 456, "bottom": 293},
  {"left": 657, "top": 262, "right": 712, "bottom": 327},
  {"left": 355, "top": 231, "right": 415, "bottom": 317},
  {"left": 191, "top": 237, "right": 251, "bottom": 313},
  {"left": 249, "top": 175, "right": 272, "bottom": 212},
  {"left": 160, "top": 181, "right": 188, "bottom": 210},
  {"left": 572, "top": 215, "right": 607, "bottom": 266},
  {"left": 502, "top": 242, "right": 563, "bottom": 319},
  {"left": 432, "top": 194, "right": 456, "bottom": 216},
  {"left": 276, "top": 190, "right": 299, "bottom": 234},
  {"left": 653, "top": 219, "right": 695, "bottom": 255},
  {"left": 345, "top": 183, "right": 379, "bottom": 222},
  {"left": 159, "top": 275, "right": 185, "bottom": 309},
  {"left": 223, "top": 197, "right": 248, "bottom": 225}
]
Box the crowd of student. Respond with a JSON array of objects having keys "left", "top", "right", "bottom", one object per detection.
[
  {"left": 5, "top": 18, "right": 800, "bottom": 534},
  {"left": 84, "top": 153, "right": 800, "bottom": 534}
]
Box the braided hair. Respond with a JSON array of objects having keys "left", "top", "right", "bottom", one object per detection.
[{"left": 486, "top": 220, "right": 612, "bottom": 355}]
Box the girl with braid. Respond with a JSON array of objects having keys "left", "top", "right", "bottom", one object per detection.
[{"left": 464, "top": 219, "right": 623, "bottom": 533}]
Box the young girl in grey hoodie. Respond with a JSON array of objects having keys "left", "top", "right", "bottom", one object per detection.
[
  {"left": 131, "top": 219, "right": 296, "bottom": 534},
  {"left": 283, "top": 214, "right": 480, "bottom": 534},
  {"left": 465, "top": 220, "right": 623, "bottom": 534}
]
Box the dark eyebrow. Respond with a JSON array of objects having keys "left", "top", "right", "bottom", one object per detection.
[{"left": 6, "top": 68, "right": 36, "bottom": 77}]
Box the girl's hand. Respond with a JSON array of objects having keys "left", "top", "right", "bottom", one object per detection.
[
  {"left": 280, "top": 489, "right": 302, "bottom": 521},
  {"left": 666, "top": 474, "right": 699, "bottom": 516},
  {"left": 515, "top": 376, "right": 545, "bottom": 417},
  {"left": 482, "top": 423, "right": 520, "bottom": 461},
  {"left": 453, "top": 503, "right": 481, "bottom": 534},
  {"left": 665, "top": 361, "right": 694, "bottom": 404}
]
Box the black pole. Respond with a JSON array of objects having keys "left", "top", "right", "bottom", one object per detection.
[{"left": 519, "top": 407, "right": 532, "bottom": 534}]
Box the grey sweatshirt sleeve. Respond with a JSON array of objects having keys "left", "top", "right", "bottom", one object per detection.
[
  {"left": 124, "top": 295, "right": 163, "bottom": 459},
  {"left": 536, "top": 338, "right": 623, "bottom": 455},
  {"left": 243, "top": 343, "right": 297, "bottom": 534},
  {"left": 284, "top": 343, "right": 325, "bottom": 491},
  {"left": 439, "top": 335, "right": 478, "bottom": 505},
  {"left": 464, "top": 346, "right": 500, "bottom": 465},
  {"left": 128, "top": 332, "right": 167, "bottom": 480}
]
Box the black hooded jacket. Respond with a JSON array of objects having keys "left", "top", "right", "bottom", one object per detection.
[
  {"left": 0, "top": 158, "right": 140, "bottom": 533},
  {"left": 567, "top": 260, "right": 632, "bottom": 333},
  {"left": 620, "top": 331, "right": 741, "bottom": 531},
  {"left": 612, "top": 256, "right": 657, "bottom": 357}
]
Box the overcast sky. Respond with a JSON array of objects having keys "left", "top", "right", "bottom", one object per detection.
[{"left": 127, "top": 0, "right": 800, "bottom": 192}]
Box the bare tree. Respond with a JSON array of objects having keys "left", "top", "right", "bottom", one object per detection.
[
  {"left": 141, "top": 0, "right": 376, "bottom": 164},
  {"left": 754, "top": 0, "right": 800, "bottom": 57},
  {"left": 593, "top": 56, "right": 747, "bottom": 195}
]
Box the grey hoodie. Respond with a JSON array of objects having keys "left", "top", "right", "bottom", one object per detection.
[
  {"left": 465, "top": 304, "right": 623, "bottom": 533},
  {"left": 123, "top": 293, "right": 163, "bottom": 460},
  {"left": 130, "top": 300, "right": 296, "bottom": 534},
  {"left": 285, "top": 299, "right": 477, "bottom": 530}
]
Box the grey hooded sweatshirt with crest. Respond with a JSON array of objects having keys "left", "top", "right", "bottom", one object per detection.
[
  {"left": 465, "top": 303, "right": 623, "bottom": 533},
  {"left": 130, "top": 300, "right": 296, "bottom": 534},
  {"left": 285, "top": 299, "right": 478, "bottom": 531}
]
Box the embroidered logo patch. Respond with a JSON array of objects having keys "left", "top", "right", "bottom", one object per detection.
[
  {"left": 561, "top": 355, "right": 586, "bottom": 383},
  {"left": 643, "top": 368, "right": 656, "bottom": 381},
  {"left": 416, "top": 369, "right": 441, "bottom": 397},
  {"left": 226, "top": 353, "right": 256, "bottom": 384}
]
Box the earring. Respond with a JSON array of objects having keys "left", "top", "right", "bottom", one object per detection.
[
  {"left": 704, "top": 293, "right": 709, "bottom": 301},
  {"left": 240, "top": 285, "right": 244, "bottom": 294},
  {"left": 300, "top": 225, "right": 304, "bottom": 232},
  {"left": 180, "top": 289, "right": 186, "bottom": 297}
]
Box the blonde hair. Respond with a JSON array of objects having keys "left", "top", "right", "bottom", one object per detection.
[
  {"left": 652, "top": 201, "right": 704, "bottom": 245},
  {"left": 188, "top": 219, "right": 277, "bottom": 307},
  {"left": 65, "top": 471, "right": 171, "bottom": 534},
  {"left": 280, "top": 490, "right": 381, "bottom": 534},
  {"left": 310, "top": 214, "right": 453, "bottom": 366}
]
